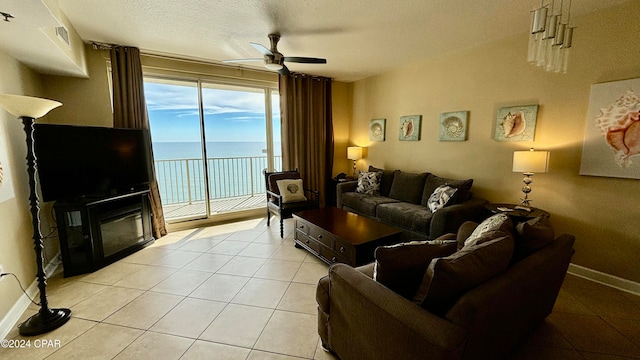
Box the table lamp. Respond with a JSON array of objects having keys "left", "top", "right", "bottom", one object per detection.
[
  {"left": 512, "top": 148, "right": 549, "bottom": 208},
  {"left": 347, "top": 146, "right": 363, "bottom": 177}
]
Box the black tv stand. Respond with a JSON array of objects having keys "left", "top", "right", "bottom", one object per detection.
[{"left": 54, "top": 189, "right": 154, "bottom": 277}]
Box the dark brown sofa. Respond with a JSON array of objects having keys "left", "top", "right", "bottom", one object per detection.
[{"left": 316, "top": 219, "right": 575, "bottom": 360}]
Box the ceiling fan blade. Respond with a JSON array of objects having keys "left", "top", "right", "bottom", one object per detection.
[
  {"left": 250, "top": 42, "right": 273, "bottom": 56},
  {"left": 284, "top": 57, "right": 327, "bottom": 64},
  {"left": 278, "top": 64, "right": 290, "bottom": 76},
  {"left": 222, "top": 58, "right": 264, "bottom": 63}
]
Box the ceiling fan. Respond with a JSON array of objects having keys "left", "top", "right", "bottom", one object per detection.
[{"left": 224, "top": 34, "right": 327, "bottom": 76}]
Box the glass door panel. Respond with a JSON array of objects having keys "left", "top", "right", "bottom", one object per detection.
[{"left": 144, "top": 79, "right": 208, "bottom": 221}]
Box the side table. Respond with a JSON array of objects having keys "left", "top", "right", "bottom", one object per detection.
[{"left": 485, "top": 203, "right": 550, "bottom": 223}]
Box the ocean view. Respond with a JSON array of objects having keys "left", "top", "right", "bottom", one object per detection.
[{"left": 152, "top": 141, "right": 281, "bottom": 160}]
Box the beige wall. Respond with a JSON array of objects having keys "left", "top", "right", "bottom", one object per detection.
[
  {"left": 0, "top": 50, "right": 52, "bottom": 320},
  {"left": 331, "top": 81, "right": 354, "bottom": 177},
  {"left": 349, "top": 2, "right": 640, "bottom": 282}
]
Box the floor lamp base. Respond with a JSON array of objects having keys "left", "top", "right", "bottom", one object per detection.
[{"left": 18, "top": 308, "right": 72, "bottom": 336}]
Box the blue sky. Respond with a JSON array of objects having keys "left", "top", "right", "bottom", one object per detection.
[{"left": 144, "top": 81, "right": 280, "bottom": 143}]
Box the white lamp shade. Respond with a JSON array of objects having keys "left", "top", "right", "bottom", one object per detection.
[
  {"left": 0, "top": 94, "right": 62, "bottom": 119},
  {"left": 513, "top": 150, "right": 550, "bottom": 173},
  {"left": 265, "top": 63, "right": 283, "bottom": 70},
  {"left": 347, "top": 146, "right": 363, "bottom": 160}
]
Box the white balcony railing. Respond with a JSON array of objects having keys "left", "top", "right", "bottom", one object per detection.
[{"left": 154, "top": 156, "right": 282, "bottom": 216}]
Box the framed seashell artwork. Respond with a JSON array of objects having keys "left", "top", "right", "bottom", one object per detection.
[
  {"left": 580, "top": 77, "right": 640, "bottom": 179},
  {"left": 439, "top": 111, "right": 468, "bottom": 141},
  {"left": 369, "top": 118, "right": 386, "bottom": 142},
  {"left": 399, "top": 115, "right": 421, "bottom": 141},
  {"left": 494, "top": 105, "right": 539, "bottom": 142}
]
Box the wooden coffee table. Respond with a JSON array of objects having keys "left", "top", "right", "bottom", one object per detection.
[{"left": 293, "top": 207, "right": 402, "bottom": 266}]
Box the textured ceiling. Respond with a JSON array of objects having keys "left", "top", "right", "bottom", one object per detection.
[{"left": 4, "top": 0, "right": 634, "bottom": 82}]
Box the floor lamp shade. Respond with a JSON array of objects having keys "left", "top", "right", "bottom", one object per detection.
[{"left": 0, "top": 94, "right": 71, "bottom": 336}]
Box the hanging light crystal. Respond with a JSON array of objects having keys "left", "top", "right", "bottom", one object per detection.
[
  {"left": 527, "top": 3, "right": 548, "bottom": 63},
  {"left": 528, "top": 0, "right": 574, "bottom": 74}
]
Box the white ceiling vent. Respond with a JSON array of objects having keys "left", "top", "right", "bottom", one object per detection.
[{"left": 55, "top": 26, "right": 69, "bottom": 46}]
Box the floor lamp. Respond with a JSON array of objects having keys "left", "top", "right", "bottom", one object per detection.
[{"left": 0, "top": 94, "right": 72, "bottom": 336}]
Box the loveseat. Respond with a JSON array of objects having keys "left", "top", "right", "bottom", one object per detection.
[
  {"left": 316, "top": 215, "right": 575, "bottom": 360},
  {"left": 336, "top": 166, "right": 487, "bottom": 240}
]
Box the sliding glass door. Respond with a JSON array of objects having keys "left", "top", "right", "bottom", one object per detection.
[{"left": 144, "top": 77, "right": 279, "bottom": 223}]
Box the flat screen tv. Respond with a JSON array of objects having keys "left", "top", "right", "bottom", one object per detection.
[{"left": 33, "top": 124, "right": 153, "bottom": 202}]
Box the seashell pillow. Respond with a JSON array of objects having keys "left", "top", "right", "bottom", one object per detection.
[
  {"left": 463, "top": 213, "right": 514, "bottom": 248},
  {"left": 427, "top": 185, "right": 458, "bottom": 212},
  {"left": 276, "top": 179, "right": 307, "bottom": 203},
  {"left": 356, "top": 170, "right": 383, "bottom": 195}
]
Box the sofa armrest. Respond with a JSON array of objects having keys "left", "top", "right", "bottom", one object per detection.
[
  {"left": 323, "top": 263, "right": 466, "bottom": 360},
  {"left": 336, "top": 180, "right": 358, "bottom": 208},
  {"left": 429, "top": 197, "right": 488, "bottom": 239}
]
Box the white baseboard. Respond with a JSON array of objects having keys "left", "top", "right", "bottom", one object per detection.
[
  {"left": 0, "top": 255, "right": 62, "bottom": 341},
  {"left": 568, "top": 263, "right": 640, "bottom": 296}
]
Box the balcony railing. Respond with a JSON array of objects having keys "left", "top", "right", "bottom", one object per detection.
[{"left": 154, "top": 156, "right": 282, "bottom": 219}]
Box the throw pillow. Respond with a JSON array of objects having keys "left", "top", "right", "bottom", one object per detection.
[
  {"left": 368, "top": 166, "right": 397, "bottom": 197},
  {"left": 456, "top": 221, "right": 479, "bottom": 250},
  {"left": 276, "top": 179, "right": 307, "bottom": 203},
  {"left": 427, "top": 185, "right": 458, "bottom": 212},
  {"left": 388, "top": 171, "right": 429, "bottom": 204},
  {"left": 356, "top": 170, "right": 383, "bottom": 195},
  {"left": 463, "top": 213, "right": 513, "bottom": 248},
  {"left": 421, "top": 174, "right": 473, "bottom": 206},
  {"left": 413, "top": 233, "right": 515, "bottom": 315},
  {"left": 268, "top": 171, "right": 300, "bottom": 200},
  {"left": 373, "top": 240, "right": 457, "bottom": 299},
  {"left": 514, "top": 215, "right": 555, "bottom": 260}
]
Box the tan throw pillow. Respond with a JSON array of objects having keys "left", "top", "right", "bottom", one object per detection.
[
  {"left": 413, "top": 234, "right": 515, "bottom": 315},
  {"left": 463, "top": 213, "right": 513, "bottom": 248},
  {"left": 276, "top": 179, "right": 307, "bottom": 203},
  {"left": 373, "top": 240, "right": 457, "bottom": 299}
]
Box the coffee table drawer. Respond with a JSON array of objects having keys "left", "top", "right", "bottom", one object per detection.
[
  {"left": 295, "top": 220, "right": 310, "bottom": 235},
  {"left": 309, "top": 226, "right": 334, "bottom": 248},
  {"left": 334, "top": 238, "right": 352, "bottom": 260}
]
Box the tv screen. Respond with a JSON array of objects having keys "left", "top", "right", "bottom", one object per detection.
[{"left": 33, "top": 124, "right": 153, "bottom": 202}]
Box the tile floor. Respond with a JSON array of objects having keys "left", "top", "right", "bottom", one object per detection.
[{"left": 2, "top": 217, "right": 640, "bottom": 360}]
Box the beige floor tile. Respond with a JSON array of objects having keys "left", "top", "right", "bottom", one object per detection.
[
  {"left": 150, "top": 297, "right": 226, "bottom": 339},
  {"left": 254, "top": 258, "right": 303, "bottom": 282},
  {"left": 114, "top": 331, "right": 194, "bottom": 360},
  {"left": 225, "top": 229, "right": 264, "bottom": 242},
  {"left": 104, "top": 292, "right": 183, "bottom": 330},
  {"left": 580, "top": 351, "right": 640, "bottom": 360},
  {"left": 217, "top": 256, "right": 267, "bottom": 277},
  {"left": 189, "top": 273, "right": 250, "bottom": 302},
  {"left": 206, "top": 240, "right": 249, "bottom": 255},
  {"left": 151, "top": 250, "right": 202, "bottom": 268},
  {"left": 292, "top": 261, "right": 329, "bottom": 285},
  {"left": 238, "top": 243, "right": 281, "bottom": 258},
  {"left": 248, "top": 350, "right": 305, "bottom": 360},
  {"left": 276, "top": 282, "right": 318, "bottom": 315},
  {"left": 252, "top": 231, "right": 286, "bottom": 244},
  {"left": 112, "top": 265, "right": 177, "bottom": 290},
  {"left": 45, "top": 323, "right": 143, "bottom": 360},
  {"left": 254, "top": 310, "right": 318, "bottom": 359},
  {"left": 176, "top": 237, "right": 221, "bottom": 252},
  {"left": 508, "top": 345, "right": 585, "bottom": 360},
  {"left": 553, "top": 289, "right": 596, "bottom": 315},
  {"left": 182, "top": 253, "right": 233, "bottom": 273},
  {"left": 120, "top": 247, "right": 175, "bottom": 266},
  {"left": 149, "top": 233, "right": 189, "bottom": 250},
  {"left": 46, "top": 280, "right": 109, "bottom": 308},
  {"left": 231, "top": 278, "right": 290, "bottom": 308},
  {"left": 603, "top": 317, "right": 640, "bottom": 347},
  {"left": 76, "top": 262, "right": 148, "bottom": 286},
  {"left": 518, "top": 320, "right": 574, "bottom": 350},
  {"left": 180, "top": 340, "right": 251, "bottom": 360},
  {"left": 0, "top": 317, "right": 97, "bottom": 360},
  {"left": 199, "top": 304, "right": 273, "bottom": 348},
  {"left": 568, "top": 285, "right": 640, "bottom": 320},
  {"left": 71, "top": 286, "right": 144, "bottom": 321},
  {"left": 269, "top": 243, "right": 309, "bottom": 261},
  {"left": 150, "top": 269, "right": 212, "bottom": 296}
]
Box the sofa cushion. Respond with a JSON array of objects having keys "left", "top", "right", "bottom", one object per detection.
[
  {"left": 356, "top": 170, "right": 383, "bottom": 195},
  {"left": 377, "top": 202, "right": 433, "bottom": 235},
  {"left": 421, "top": 174, "right": 473, "bottom": 206},
  {"left": 276, "top": 179, "right": 307, "bottom": 203},
  {"left": 341, "top": 192, "right": 400, "bottom": 217},
  {"left": 369, "top": 166, "right": 397, "bottom": 197},
  {"left": 514, "top": 215, "right": 555, "bottom": 261},
  {"left": 427, "top": 185, "right": 458, "bottom": 212},
  {"left": 373, "top": 241, "right": 457, "bottom": 299},
  {"left": 388, "top": 171, "right": 429, "bottom": 204},
  {"left": 413, "top": 233, "right": 515, "bottom": 315},
  {"left": 463, "top": 213, "right": 513, "bottom": 248}
]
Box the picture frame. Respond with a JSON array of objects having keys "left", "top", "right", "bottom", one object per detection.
[
  {"left": 399, "top": 115, "right": 421, "bottom": 141},
  {"left": 579, "top": 77, "right": 640, "bottom": 179},
  {"left": 369, "top": 118, "right": 386, "bottom": 142},
  {"left": 493, "top": 105, "right": 539, "bottom": 142},
  {"left": 439, "top": 111, "right": 468, "bottom": 141}
]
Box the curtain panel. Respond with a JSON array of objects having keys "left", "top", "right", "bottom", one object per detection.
[
  {"left": 279, "top": 74, "right": 334, "bottom": 207},
  {"left": 110, "top": 46, "right": 167, "bottom": 238}
]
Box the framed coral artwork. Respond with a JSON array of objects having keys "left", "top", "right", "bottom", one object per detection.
[
  {"left": 399, "top": 115, "right": 421, "bottom": 141},
  {"left": 369, "top": 118, "right": 386, "bottom": 141},
  {"left": 579, "top": 77, "right": 640, "bottom": 179},
  {"left": 494, "top": 105, "right": 538, "bottom": 142},
  {"left": 439, "top": 111, "right": 468, "bottom": 141}
]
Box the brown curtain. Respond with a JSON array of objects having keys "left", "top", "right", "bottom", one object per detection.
[
  {"left": 279, "top": 74, "right": 334, "bottom": 207},
  {"left": 110, "top": 46, "right": 167, "bottom": 238}
]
